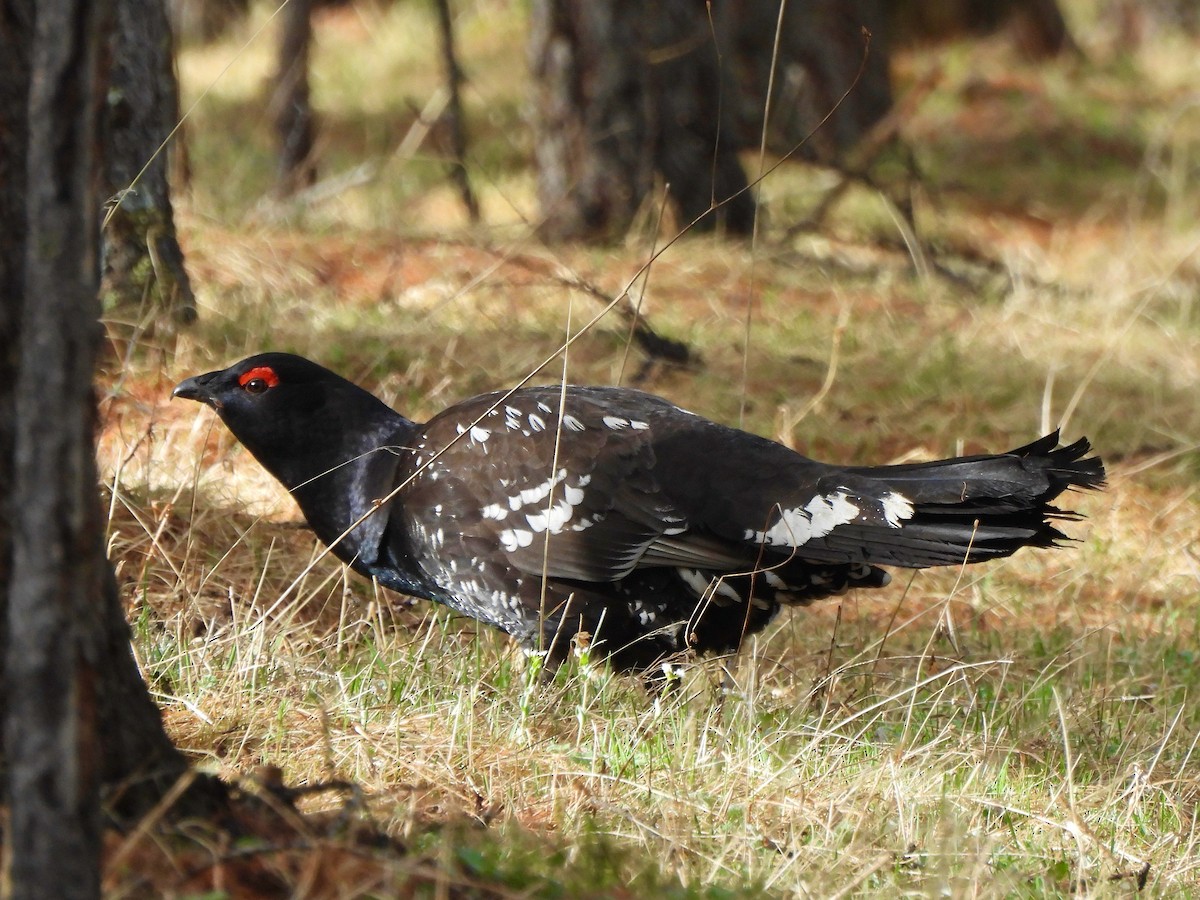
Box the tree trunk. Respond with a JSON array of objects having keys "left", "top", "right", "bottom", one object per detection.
[
  {"left": 716, "top": 0, "right": 893, "bottom": 163},
  {"left": 645, "top": 0, "right": 755, "bottom": 234},
  {"left": 0, "top": 0, "right": 35, "bottom": 790},
  {"left": 272, "top": 0, "right": 317, "bottom": 195},
  {"left": 3, "top": 0, "right": 205, "bottom": 892},
  {"left": 530, "top": 0, "right": 755, "bottom": 242},
  {"left": 529, "top": 0, "right": 652, "bottom": 241},
  {"left": 434, "top": 0, "right": 480, "bottom": 222},
  {"left": 102, "top": 0, "right": 197, "bottom": 340},
  {"left": 5, "top": 0, "right": 112, "bottom": 891}
]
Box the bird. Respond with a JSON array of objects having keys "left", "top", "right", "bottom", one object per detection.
[{"left": 173, "top": 352, "right": 1105, "bottom": 675}]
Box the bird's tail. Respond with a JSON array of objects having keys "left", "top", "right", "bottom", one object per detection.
[{"left": 819, "top": 431, "right": 1106, "bottom": 569}]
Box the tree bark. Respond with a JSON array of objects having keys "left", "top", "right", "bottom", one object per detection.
[
  {"left": 5, "top": 0, "right": 112, "bottom": 891},
  {"left": 434, "top": 0, "right": 480, "bottom": 222},
  {"left": 0, "top": 0, "right": 34, "bottom": 788},
  {"left": 102, "top": 0, "right": 197, "bottom": 335},
  {"left": 529, "top": 0, "right": 652, "bottom": 241},
  {"left": 3, "top": 0, "right": 204, "bottom": 892},
  {"left": 716, "top": 0, "right": 893, "bottom": 163},
  {"left": 530, "top": 0, "right": 755, "bottom": 242},
  {"left": 645, "top": 0, "right": 755, "bottom": 234},
  {"left": 272, "top": 0, "right": 317, "bottom": 195}
]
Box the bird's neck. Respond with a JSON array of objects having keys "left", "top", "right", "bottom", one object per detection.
[{"left": 282, "top": 415, "right": 419, "bottom": 569}]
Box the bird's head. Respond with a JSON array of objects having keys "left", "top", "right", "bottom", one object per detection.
[{"left": 173, "top": 352, "right": 406, "bottom": 490}]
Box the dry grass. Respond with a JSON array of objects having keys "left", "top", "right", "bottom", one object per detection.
[{"left": 94, "top": 1, "right": 1200, "bottom": 895}]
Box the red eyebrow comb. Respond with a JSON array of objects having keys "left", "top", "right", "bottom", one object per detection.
[{"left": 238, "top": 366, "right": 280, "bottom": 387}]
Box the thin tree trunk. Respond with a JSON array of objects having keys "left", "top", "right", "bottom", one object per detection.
[
  {"left": 273, "top": 0, "right": 316, "bottom": 195},
  {"left": 102, "top": 0, "right": 197, "bottom": 336},
  {"left": 434, "top": 0, "right": 479, "bottom": 222}
]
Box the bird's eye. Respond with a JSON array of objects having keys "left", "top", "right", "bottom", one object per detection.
[{"left": 237, "top": 365, "right": 280, "bottom": 395}]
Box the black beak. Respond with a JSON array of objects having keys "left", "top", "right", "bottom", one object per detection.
[{"left": 172, "top": 371, "right": 222, "bottom": 408}]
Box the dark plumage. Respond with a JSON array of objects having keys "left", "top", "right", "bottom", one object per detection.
[{"left": 174, "top": 353, "right": 1105, "bottom": 674}]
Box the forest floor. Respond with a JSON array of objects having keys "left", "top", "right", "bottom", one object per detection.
[{"left": 97, "top": 2, "right": 1199, "bottom": 896}]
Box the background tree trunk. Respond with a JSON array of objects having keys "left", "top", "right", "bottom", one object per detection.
[
  {"left": 529, "top": 0, "right": 652, "bottom": 241},
  {"left": 716, "top": 0, "right": 893, "bottom": 162},
  {"left": 434, "top": 0, "right": 480, "bottom": 222},
  {"left": 3, "top": 0, "right": 203, "bottom": 892},
  {"left": 0, "top": 0, "right": 34, "bottom": 788},
  {"left": 102, "top": 0, "right": 197, "bottom": 340},
  {"left": 645, "top": 0, "right": 755, "bottom": 234},
  {"left": 529, "top": 0, "right": 910, "bottom": 241},
  {"left": 530, "top": 0, "right": 756, "bottom": 241},
  {"left": 273, "top": 0, "right": 317, "bottom": 195}
]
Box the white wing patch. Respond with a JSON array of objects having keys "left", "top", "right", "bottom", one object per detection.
[
  {"left": 526, "top": 499, "right": 575, "bottom": 533},
  {"left": 882, "top": 491, "right": 914, "bottom": 527},
  {"left": 500, "top": 527, "right": 535, "bottom": 551},
  {"left": 677, "top": 567, "right": 711, "bottom": 597},
  {"left": 746, "top": 490, "right": 862, "bottom": 547},
  {"left": 509, "top": 469, "right": 569, "bottom": 510},
  {"left": 481, "top": 502, "right": 508, "bottom": 520},
  {"left": 490, "top": 469, "right": 594, "bottom": 540}
]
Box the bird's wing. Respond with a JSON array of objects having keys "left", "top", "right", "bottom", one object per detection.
[
  {"left": 397, "top": 386, "right": 767, "bottom": 582},
  {"left": 395, "top": 385, "right": 915, "bottom": 582}
]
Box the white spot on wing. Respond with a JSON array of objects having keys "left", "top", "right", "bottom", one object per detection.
[
  {"left": 526, "top": 499, "right": 574, "bottom": 533},
  {"left": 481, "top": 503, "right": 508, "bottom": 520},
  {"left": 629, "top": 419, "right": 650, "bottom": 431},
  {"left": 749, "top": 490, "right": 861, "bottom": 547},
  {"left": 528, "top": 413, "right": 546, "bottom": 432},
  {"left": 499, "top": 528, "right": 535, "bottom": 551},
  {"left": 677, "top": 568, "right": 711, "bottom": 598},
  {"left": 882, "top": 491, "right": 914, "bottom": 527},
  {"left": 563, "top": 415, "right": 585, "bottom": 432},
  {"left": 808, "top": 491, "right": 860, "bottom": 536},
  {"left": 470, "top": 425, "right": 490, "bottom": 443},
  {"left": 512, "top": 469, "right": 568, "bottom": 509},
  {"left": 603, "top": 415, "right": 629, "bottom": 430}
]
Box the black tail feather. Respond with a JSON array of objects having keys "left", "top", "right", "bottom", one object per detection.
[{"left": 829, "top": 431, "right": 1105, "bottom": 569}]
